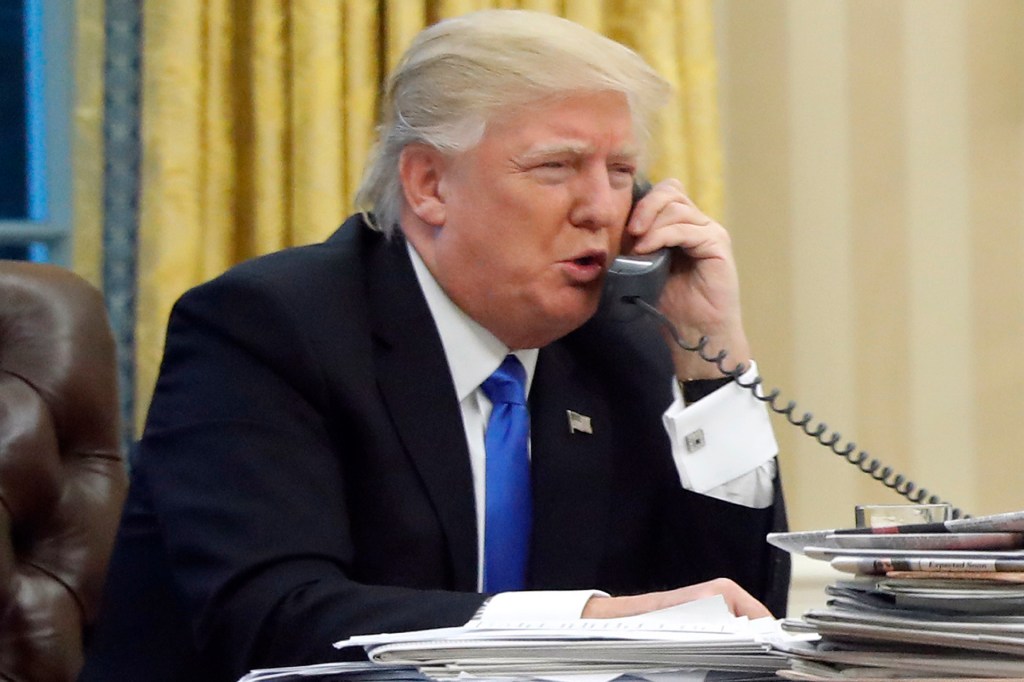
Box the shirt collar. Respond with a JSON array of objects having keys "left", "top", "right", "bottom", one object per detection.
[{"left": 407, "top": 242, "right": 538, "bottom": 402}]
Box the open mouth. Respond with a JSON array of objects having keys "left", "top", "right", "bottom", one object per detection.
[
  {"left": 572, "top": 254, "right": 602, "bottom": 268},
  {"left": 560, "top": 251, "right": 607, "bottom": 284}
]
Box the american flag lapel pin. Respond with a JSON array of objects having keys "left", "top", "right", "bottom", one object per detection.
[{"left": 567, "top": 410, "right": 593, "bottom": 435}]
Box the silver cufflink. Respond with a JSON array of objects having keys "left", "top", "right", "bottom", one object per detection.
[{"left": 684, "top": 429, "right": 706, "bottom": 453}]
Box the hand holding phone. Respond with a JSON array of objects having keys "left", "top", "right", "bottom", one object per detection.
[{"left": 603, "top": 178, "right": 751, "bottom": 377}]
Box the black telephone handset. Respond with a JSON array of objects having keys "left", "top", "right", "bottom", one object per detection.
[
  {"left": 600, "top": 181, "right": 671, "bottom": 322},
  {"left": 603, "top": 180, "right": 966, "bottom": 517},
  {"left": 601, "top": 251, "right": 670, "bottom": 322}
]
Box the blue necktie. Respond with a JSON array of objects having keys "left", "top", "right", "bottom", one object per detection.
[{"left": 481, "top": 354, "right": 532, "bottom": 592}]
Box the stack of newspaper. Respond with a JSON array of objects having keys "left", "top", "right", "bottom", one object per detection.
[{"left": 768, "top": 508, "right": 1024, "bottom": 680}]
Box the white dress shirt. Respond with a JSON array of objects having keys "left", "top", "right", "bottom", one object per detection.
[{"left": 407, "top": 244, "right": 778, "bottom": 615}]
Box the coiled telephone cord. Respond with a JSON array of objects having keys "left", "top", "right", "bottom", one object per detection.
[{"left": 630, "top": 297, "right": 968, "bottom": 520}]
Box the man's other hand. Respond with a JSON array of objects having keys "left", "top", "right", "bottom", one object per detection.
[{"left": 580, "top": 578, "right": 772, "bottom": 620}]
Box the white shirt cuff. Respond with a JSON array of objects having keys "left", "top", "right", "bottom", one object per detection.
[
  {"left": 478, "top": 590, "right": 608, "bottom": 624},
  {"left": 703, "top": 459, "right": 777, "bottom": 508},
  {"left": 663, "top": 361, "right": 778, "bottom": 503}
]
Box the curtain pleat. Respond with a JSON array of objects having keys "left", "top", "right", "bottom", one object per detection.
[
  {"left": 138, "top": 0, "right": 207, "bottom": 408},
  {"left": 249, "top": 0, "right": 290, "bottom": 254},
  {"left": 384, "top": 1, "right": 426, "bottom": 72},
  {"left": 519, "top": 0, "right": 561, "bottom": 14},
  {"left": 562, "top": 1, "right": 602, "bottom": 32},
  {"left": 201, "top": 0, "right": 237, "bottom": 277},
  {"left": 341, "top": 1, "right": 380, "bottom": 221},
  {"left": 290, "top": 1, "right": 344, "bottom": 245},
  {"left": 437, "top": 0, "right": 489, "bottom": 18},
  {"left": 675, "top": 0, "right": 723, "bottom": 217},
  {"left": 134, "top": 0, "right": 723, "bottom": 428},
  {"left": 72, "top": 0, "right": 105, "bottom": 286}
]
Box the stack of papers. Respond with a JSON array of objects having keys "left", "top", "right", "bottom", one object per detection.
[
  {"left": 237, "top": 661, "right": 427, "bottom": 682},
  {"left": 768, "top": 508, "right": 1024, "bottom": 680},
  {"left": 333, "top": 595, "right": 810, "bottom": 681},
  {"left": 236, "top": 595, "right": 815, "bottom": 682}
]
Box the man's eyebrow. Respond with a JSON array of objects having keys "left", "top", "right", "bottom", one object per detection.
[
  {"left": 609, "top": 147, "right": 641, "bottom": 163},
  {"left": 520, "top": 141, "right": 594, "bottom": 158},
  {"left": 519, "top": 141, "right": 641, "bottom": 161}
]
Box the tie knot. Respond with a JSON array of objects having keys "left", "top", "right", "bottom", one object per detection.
[{"left": 482, "top": 355, "right": 527, "bottom": 406}]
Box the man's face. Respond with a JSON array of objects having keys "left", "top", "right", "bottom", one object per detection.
[{"left": 407, "top": 91, "right": 639, "bottom": 349}]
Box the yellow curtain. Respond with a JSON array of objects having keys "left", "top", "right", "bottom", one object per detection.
[
  {"left": 136, "top": 0, "right": 723, "bottom": 428},
  {"left": 72, "top": 0, "right": 106, "bottom": 286}
]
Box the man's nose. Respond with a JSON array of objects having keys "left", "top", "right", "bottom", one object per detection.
[{"left": 568, "top": 170, "right": 626, "bottom": 232}]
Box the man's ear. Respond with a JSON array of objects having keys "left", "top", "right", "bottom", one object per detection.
[{"left": 399, "top": 144, "right": 447, "bottom": 227}]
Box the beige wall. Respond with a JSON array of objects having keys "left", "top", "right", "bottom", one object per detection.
[{"left": 714, "top": 0, "right": 1024, "bottom": 531}]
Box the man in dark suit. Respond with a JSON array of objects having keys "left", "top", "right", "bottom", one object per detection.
[{"left": 81, "top": 9, "right": 789, "bottom": 682}]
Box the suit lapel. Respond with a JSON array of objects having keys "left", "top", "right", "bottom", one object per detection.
[
  {"left": 528, "top": 340, "right": 613, "bottom": 589},
  {"left": 364, "top": 231, "right": 479, "bottom": 591}
]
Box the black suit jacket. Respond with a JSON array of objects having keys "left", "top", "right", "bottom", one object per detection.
[{"left": 80, "top": 216, "right": 789, "bottom": 682}]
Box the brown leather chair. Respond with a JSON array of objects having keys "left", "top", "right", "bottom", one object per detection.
[{"left": 0, "top": 261, "right": 127, "bottom": 682}]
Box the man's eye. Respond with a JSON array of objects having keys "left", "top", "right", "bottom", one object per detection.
[
  {"left": 609, "top": 166, "right": 637, "bottom": 188},
  {"left": 539, "top": 161, "right": 567, "bottom": 169}
]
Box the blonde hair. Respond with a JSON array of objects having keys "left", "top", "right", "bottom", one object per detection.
[{"left": 355, "top": 9, "right": 672, "bottom": 236}]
